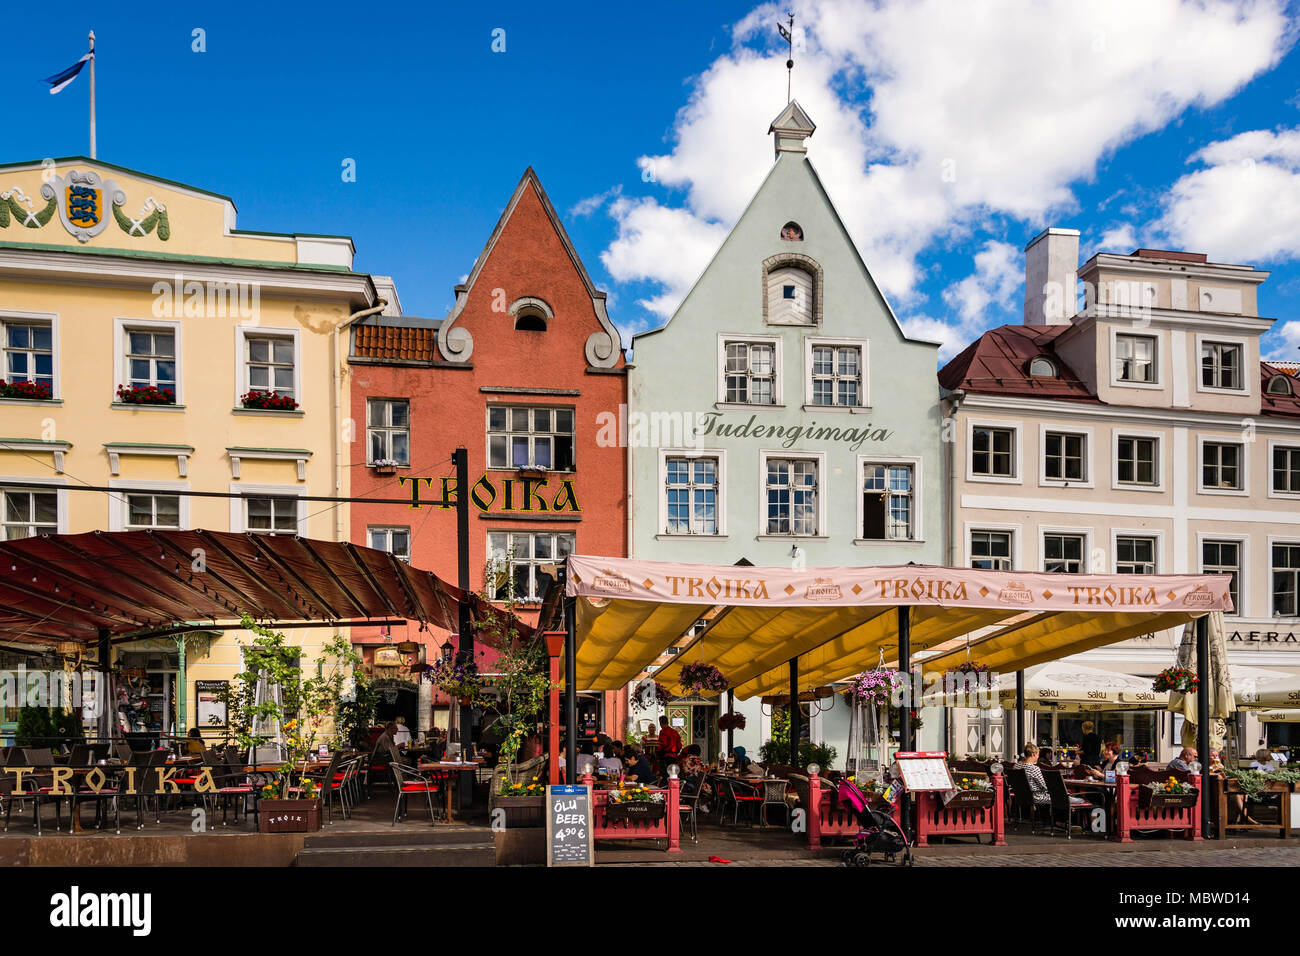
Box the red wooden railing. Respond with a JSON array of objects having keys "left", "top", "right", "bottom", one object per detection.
[
  {"left": 582, "top": 774, "right": 681, "bottom": 853},
  {"left": 1114, "top": 772, "right": 1202, "bottom": 843},
  {"left": 808, "top": 771, "right": 1005, "bottom": 848}
]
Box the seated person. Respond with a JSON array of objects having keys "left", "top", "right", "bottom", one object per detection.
[
  {"left": 1167, "top": 747, "right": 1197, "bottom": 773},
  {"left": 597, "top": 741, "right": 624, "bottom": 775},
  {"left": 623, "top": 748, "right": 656, "bottom": 784},
  {"left": 741, "top": 758, "right": 767, "bottom": 780},
  {"left": 185, "top": 727, "right": 206, "bottom": 756},
  {"left": 1207, "top": 749, "right": 1225, "bottom": 774},
  {"left": 1014, "top": 743, "right": 1087, "bottom": 807},
  {"left": 392, "top": 716, "right": 413, "bottom": 747},
  {"left": 732, "top": 746, "right": 754, "bottom": 773},
  {"left": 1248, "top": 747, "right": 1278, "bottom": 772},
  {"left": 679, "top": 743, "right": 707, "bottom": 779},
  {"left": 575, "top": 743, "right": 597, "bottom": 778}
]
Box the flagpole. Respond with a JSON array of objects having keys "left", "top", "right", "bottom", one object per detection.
[{"left": 88, "top": 30, "right": 96, "bottom": 159}]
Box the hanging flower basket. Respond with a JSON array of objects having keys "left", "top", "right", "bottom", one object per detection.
[
  {"left": 631, "top": 680, "right": 671, "bottom": 713},
  {"left": 1152, "top": 667, "right": 1200, "bottom": 693},
  {"left": 679, "top": 663, "right": 728, "bottom": 694},
  {"left": 844, "top": 668, "right": 905, "bottom": 707},
  {"left": 425, "top": 654, "right": 485, "bottom": 704},
  {"left": 718, "top": 711, "right": 747, "bottom": 731}
]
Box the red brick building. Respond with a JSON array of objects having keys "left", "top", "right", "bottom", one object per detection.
[{"left": 347, "top": 169, "right": 628, "bottom": 736}]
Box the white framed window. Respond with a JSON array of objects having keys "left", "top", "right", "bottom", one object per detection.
[
  {"left": 1111, "top": 331, "right": 1159, "bottom": 387},
  {"left": 1, "top": 310, "right": 58, "bottom": 398},
  {"left": 858, "top": 456, "right": 921, "bottom": 542},
  {"left": 114, "top": 317, "right": 181, "bottom": 404},
  {"left": 803, "top": 337, "right": 867, "bottom": 409},
  {"left": 1111, "top": 431, "right": 1163, "bottom": 491},
  {"left": 1270, "top": 539, "right": 1300, "bottom": 618},
  {"left": 1, "top": 486, "right": 60, "bottom": 539},
  {"left": 758, "top": 450, "right": 824, "bottom": 537},
  {"left": 486, "top": 531, "right": 574, "bottom": 602},
  {"left": 1199, "top": 437, "right": 1246, "bottom": 495},
  {"left": 1041, "top": 529, "right": 1088, "bottom": 573},
  {"left": 367, "top": 399, "right": 410, "bottom": 465},
  {"left": 107, "top": 479, "right": 189, "bottom": 532},
  {"left": 486, "top": 406, "right": 575, "bottom": 471},
  {"left": 1039, "top": 426, "right": 1091, "bottom": 486},
  {"left": 718, "top": 334, "right": 782, "bottom": 407},
  {"left": 229, "top": 483, "right": 305, "bottom": 536},
  {"left": 968, "top": 527, "right": 1016, "bottom": 570},
  {"left": 369, "top": 526, "right": 411, "bottom": 562},
  {"left": 661, "top": 451, "right": 723, "bottom": 536},
  {"left": 1196, "top": 334, "right": 1248, "bottom": 393},
  {"left": 1268, "top": 441, "right": 1300, "bottom": 498},
  {"left": 234, "top": 327, "right": 301, "bottom": 407},
  {"left": 1114, "top": 534, "right": 1158, "bottom": 574},
  {"left": 967, "top": 419, "right": 1021, "bottom": 483},
  {"left": 1199, "top": 534, "right": 1245, "bottom": 617}
]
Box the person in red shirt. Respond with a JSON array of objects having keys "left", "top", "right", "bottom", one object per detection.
[{"left": 655, "top": 715, "right": 683, "bottom": 763}]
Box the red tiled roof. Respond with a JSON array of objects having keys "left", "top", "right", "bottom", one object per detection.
[
  {"left": 938, "top": 325, "right": 1097, "bottom": 402},
  {"left": 353, "top": 324, "right": 437, "bottom": 363},
  {"left": 1261, "top": 361, "right": 1300, "bottom": 418}
]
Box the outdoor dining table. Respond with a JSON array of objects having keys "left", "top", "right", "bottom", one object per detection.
[
  {"left": 1065, "top": 778, "right": 1117, "bottom": 835},
  {"left": 417, "top": 760, "right": 483, "bottom": 821}
]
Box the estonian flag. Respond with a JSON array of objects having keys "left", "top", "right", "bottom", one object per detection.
[{"left": 45, "top": 52, "right": 92, "bottom": 95}]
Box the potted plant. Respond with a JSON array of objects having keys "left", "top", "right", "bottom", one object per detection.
[
  {"left": 717, "top": 711, "right": 747, "bottom": 731},
  {"left": 495, "top": 778, "right": 548, "bottom": 828},
  {"left": 944, "top": 774, "right": 995, "bottom": 809},
  {"left": 604, "top": 784, "right": 666, "bottom": 821},
  {"left": 239, "top": 389, "right": 299, "bottom": 411},
  {"left": 1138, "top": 775, "right": 1198, "bottom": 810},
  {"left": 370, "top": 458, "right": 400, "bottom": 475},
  {"left": 0, "top": 380, "right": 53, "bottom": 400},
  {"left": 115, "top": 383, "right": 176, "bottom": 405},
  {"left": 222, "top": 614, "right": 359, "bottom": 833},
  {"left": 631, "top": 679, "right": 671, "bottom": 714}
]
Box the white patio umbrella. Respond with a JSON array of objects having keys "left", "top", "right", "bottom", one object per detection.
[
  {"left": 1234, "top": 668, "right": 1300, "bottom": 709},
  {"left": 1258, "top": 709, "right": 1300, "bottom": 723}
]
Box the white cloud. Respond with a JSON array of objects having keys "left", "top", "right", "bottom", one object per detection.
[
  {"left": 907, "top": 241, "right": 1024, "bottom": 361},
  {"left": 1155, "top": 127, "right": 1300, "bottom": 262},
  {"left": 1088, "top": 223, "right": 1140, "bottom": 259},
  {"left": 1269, "top": 320, "right": 1300, "bottom": 359},
  {"left": 570, "top": 185, "right": 623, "bottom": 218},
  {"left": 596, "top": 0, "right": 1294, "bottom": 332}
]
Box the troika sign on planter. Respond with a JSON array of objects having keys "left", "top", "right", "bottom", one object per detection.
[{"left": 546, "top": 784, "right": 593, "bottom": 867}]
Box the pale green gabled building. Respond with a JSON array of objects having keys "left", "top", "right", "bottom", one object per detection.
[{"left": 625, "top": 102, "right": 947, "bottom": 764}]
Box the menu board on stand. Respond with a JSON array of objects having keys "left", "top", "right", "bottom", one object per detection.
[{"left": 894, "top": 751, "right": 955, "bottom": 792}]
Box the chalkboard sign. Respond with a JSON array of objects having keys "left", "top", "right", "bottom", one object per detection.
[{"left": 546, "top": 784, "right": 594, "bottom": 867}]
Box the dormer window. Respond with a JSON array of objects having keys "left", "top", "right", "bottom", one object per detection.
[
  {"left": 1267, "top": 375, "right": 1294, "bottom": 396},
  {"left": 781, "top": 221, "right": 804, "bottom": 241},
  {"left": 508, "top": 296, "right": 553, "bottom": 333},
  {"left": 1029, "top": 356, "right": 1057, "bottom": 378},
  {"left": 762, "top": 254, "right": 821, "bottom": 326}
]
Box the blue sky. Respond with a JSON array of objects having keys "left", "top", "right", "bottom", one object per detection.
[{"left": 5, "top": 0, "right": 1299, "bottom": 362}]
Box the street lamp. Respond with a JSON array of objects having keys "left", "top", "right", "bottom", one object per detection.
[{"left": 440, "top": 637, "right": 454, "bottom": 661}]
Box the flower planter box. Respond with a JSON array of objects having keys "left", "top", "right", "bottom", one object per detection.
[
  {"left": 258, "top": 798, "right": 322, "bottom": 833},
  {"left": 604, "top": 802, "right": 666, "bottom": 822},
  {"left": 495, "top": 794, "right": 545, "bottom": 829},
  {"left": 1138, "top": 788, "right": 1198, "bottom": 811},
  {"left": 372, "top": 465, "right": 398, "bottom": 476},
  {"left": 944, "top": 789, "right": 995, "bottom": 810}
]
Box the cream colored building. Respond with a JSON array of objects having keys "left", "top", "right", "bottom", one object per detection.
[
  {"left": 939, "top": 229, "right": 1300, "bottom": 760},
  {"left": 0, "top": 156, "right": 391, "bottom": 739}
]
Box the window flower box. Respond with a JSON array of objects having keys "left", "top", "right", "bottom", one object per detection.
[
  {"left": 115, "top": 384, "right": 175, "bottom": 405},
  {"left": 0, "top": 380, "right": 53, "bottom": 400},
  {"left": 370, "top": 458, "right": 400, "bottom": 476},
  {"left": 240, "top": 389, "right": 299, "bottom": 411}
]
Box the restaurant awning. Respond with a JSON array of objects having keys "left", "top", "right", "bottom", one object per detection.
[
  {"left": 564, "top": 555, "right": 1233, "bottom": 698},
  {"left": 0, "top": 529, "right": 487, "bottom": 644},
  {"left": 1233, "top": 667, "right": 1300, "bottom": 709},
  {"left": 918, "top": 660, "right": 1168, "bottom": 710}
]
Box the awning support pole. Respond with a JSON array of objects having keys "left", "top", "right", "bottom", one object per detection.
[
  {"left": 96, "top": 628, "right": 111, "bottom": 739},
  {"left": 1015, "top": 670, "right": 1026, "bottom": 759},
  {"left": 453, "top": 447, "right": 473, "bottom": 758},
  {"left": 788, "top": 658, "right": 800, "bottom": 767},
  {"left": 564, "top": 588, "right": 577, "bottom": 785},
  {"left": 898, "top": 605, "right": 912, "bottom": 841},
  {"left": 726, "top": 689, "right": 735, "bottom": 760},
  {"left": 1196, "top": 613, "right": 1211, "bottom": 838}
]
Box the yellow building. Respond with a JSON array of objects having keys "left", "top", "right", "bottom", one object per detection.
[{"left": 0, "top": 156, "right": 391, "bottom": 740}]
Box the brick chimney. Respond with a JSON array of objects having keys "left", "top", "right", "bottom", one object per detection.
[{"left": 1024, "top": 227, "right": 1079, "bottom": 326}]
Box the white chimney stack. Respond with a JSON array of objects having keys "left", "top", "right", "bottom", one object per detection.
[{"left": 1024, "top": 227, "right": 1080, "bottom": 326}]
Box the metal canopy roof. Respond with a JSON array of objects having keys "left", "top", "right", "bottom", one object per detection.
[{"left": 0, "top": 530, "right": 480, "bottom": 644}]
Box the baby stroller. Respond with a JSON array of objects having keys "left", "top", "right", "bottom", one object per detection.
[{"left": 837, "top": 778, "right": 914, "bottom": 867}]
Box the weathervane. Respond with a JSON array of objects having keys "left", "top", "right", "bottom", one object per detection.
[{"left": 778, "top": 13, "right": 795, "bottom": 104}]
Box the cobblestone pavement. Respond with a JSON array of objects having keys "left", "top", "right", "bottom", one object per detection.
[{"left": 602, "top": 845, "right": 1300, "bottom": 867}]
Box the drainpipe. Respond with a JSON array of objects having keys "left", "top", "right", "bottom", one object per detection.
[{"left": 334, "top": 297, "right": 388, "bottom": 542}]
